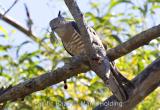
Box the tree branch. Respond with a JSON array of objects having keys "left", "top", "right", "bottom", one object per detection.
[
  {"left": 0, "top": 56, "right": 89, "bottom": 103},
  {"left": 94, "top": 58, "right": 160, "bottom": 110},
  {"left": 0, "top": 0, "right": 19, "bottom": 18},
  {"left": 0, "top": 13, "right": 52, "bottom": 52},
  {"left": 107, "top": 24, "right": 160, "bottom": 61}
]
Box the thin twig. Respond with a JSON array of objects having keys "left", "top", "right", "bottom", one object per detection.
[
  {"left": 24, "top": 3, "right": 33, "bottom": 33},
  {"left": 0, "top": 12, "right": 52, "bottom": 52},
  {"left": 0, "top": 0, "right": 19, "bottom": 19}
]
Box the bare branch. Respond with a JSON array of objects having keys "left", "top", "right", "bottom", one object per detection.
[
  {"left": 107, "top": 24, "right": 160, "bottom": 61},
  {"left": 0, "top": 56, "right": 89, "bottom": 103},
  {"left": 0, "top": 0, "right": 19, "bottom": 19},
  {"left": 94, "top": 58, "right": 160, "bottom": 110},
  {"left": 0, "top": 13, "right": 52, "bottom": 52},
  {"left": 24, "top": 3, "right": 33, "bottom": 33}
]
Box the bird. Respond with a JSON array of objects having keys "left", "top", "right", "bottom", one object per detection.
[
  {"left": 49, "top": 11, "right": 133, "bottom": 101},
  {"left": 50, "top": 12, "right": 105, "bottom": 56}
]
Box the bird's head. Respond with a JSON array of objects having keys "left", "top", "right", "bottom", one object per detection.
[
  {"left": 49, "top": 11, "right": 66, "bottom": 31},
  {"left": 49, "top": 11, "right": 67, "bottom": 37}
]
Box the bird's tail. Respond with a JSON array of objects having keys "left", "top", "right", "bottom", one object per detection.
[
  {"left": 108, "top": 64, "right": 128, "bottom": 101},
  {"left": 106, "top": 62, "right": 135, "bottom": 102}
]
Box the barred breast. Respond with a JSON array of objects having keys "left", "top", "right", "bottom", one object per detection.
[
  {"left": 63, "top": 30, "right": 86, "bottom": 56},
  {"left": 62, "top": 26, "right": 104, "bottom": 56}
]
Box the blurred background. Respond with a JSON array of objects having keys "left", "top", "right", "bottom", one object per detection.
[{"left": 0, "top": 0, "right": 160, "bottom": 109}]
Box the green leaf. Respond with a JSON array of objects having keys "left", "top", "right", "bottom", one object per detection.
[
  {"left": 0, "top": 44, "right": 12, "bottom": 51},
  {"left": 18, "top": 50, "right": 41, "bottom": 63},
  {"left": 0, "top": 72, "right": 12, "bottom": 80},
  {"left": 108, "top": 0, "right": 133, "bottom": 12},
  {"left": 0, "top": 26, "right": 8, "bottom": 39}
]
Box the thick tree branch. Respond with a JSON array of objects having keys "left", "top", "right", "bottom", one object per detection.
[
  {"left": 94, "top": 58, "right": 160, "bottom": 110},
  {"left": 0, "top": 13, "right": 52, "bottom": 52},
  {"left": 0, "top": 23, "right": 159, "bottom": 103},
  {"left": 0, "top": 56, "right": 89, "bottom": 103},
  {"left": 107, "top": 24, "right": 160, "bottom": 61}
]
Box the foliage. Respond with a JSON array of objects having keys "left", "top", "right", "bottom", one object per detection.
[{"left": 0, "top": 0, "right": 160, "bottom": 109}]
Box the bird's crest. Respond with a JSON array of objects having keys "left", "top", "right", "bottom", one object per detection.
[{"left": 58, "top": 11, "right": 63, "bottom": 18}]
